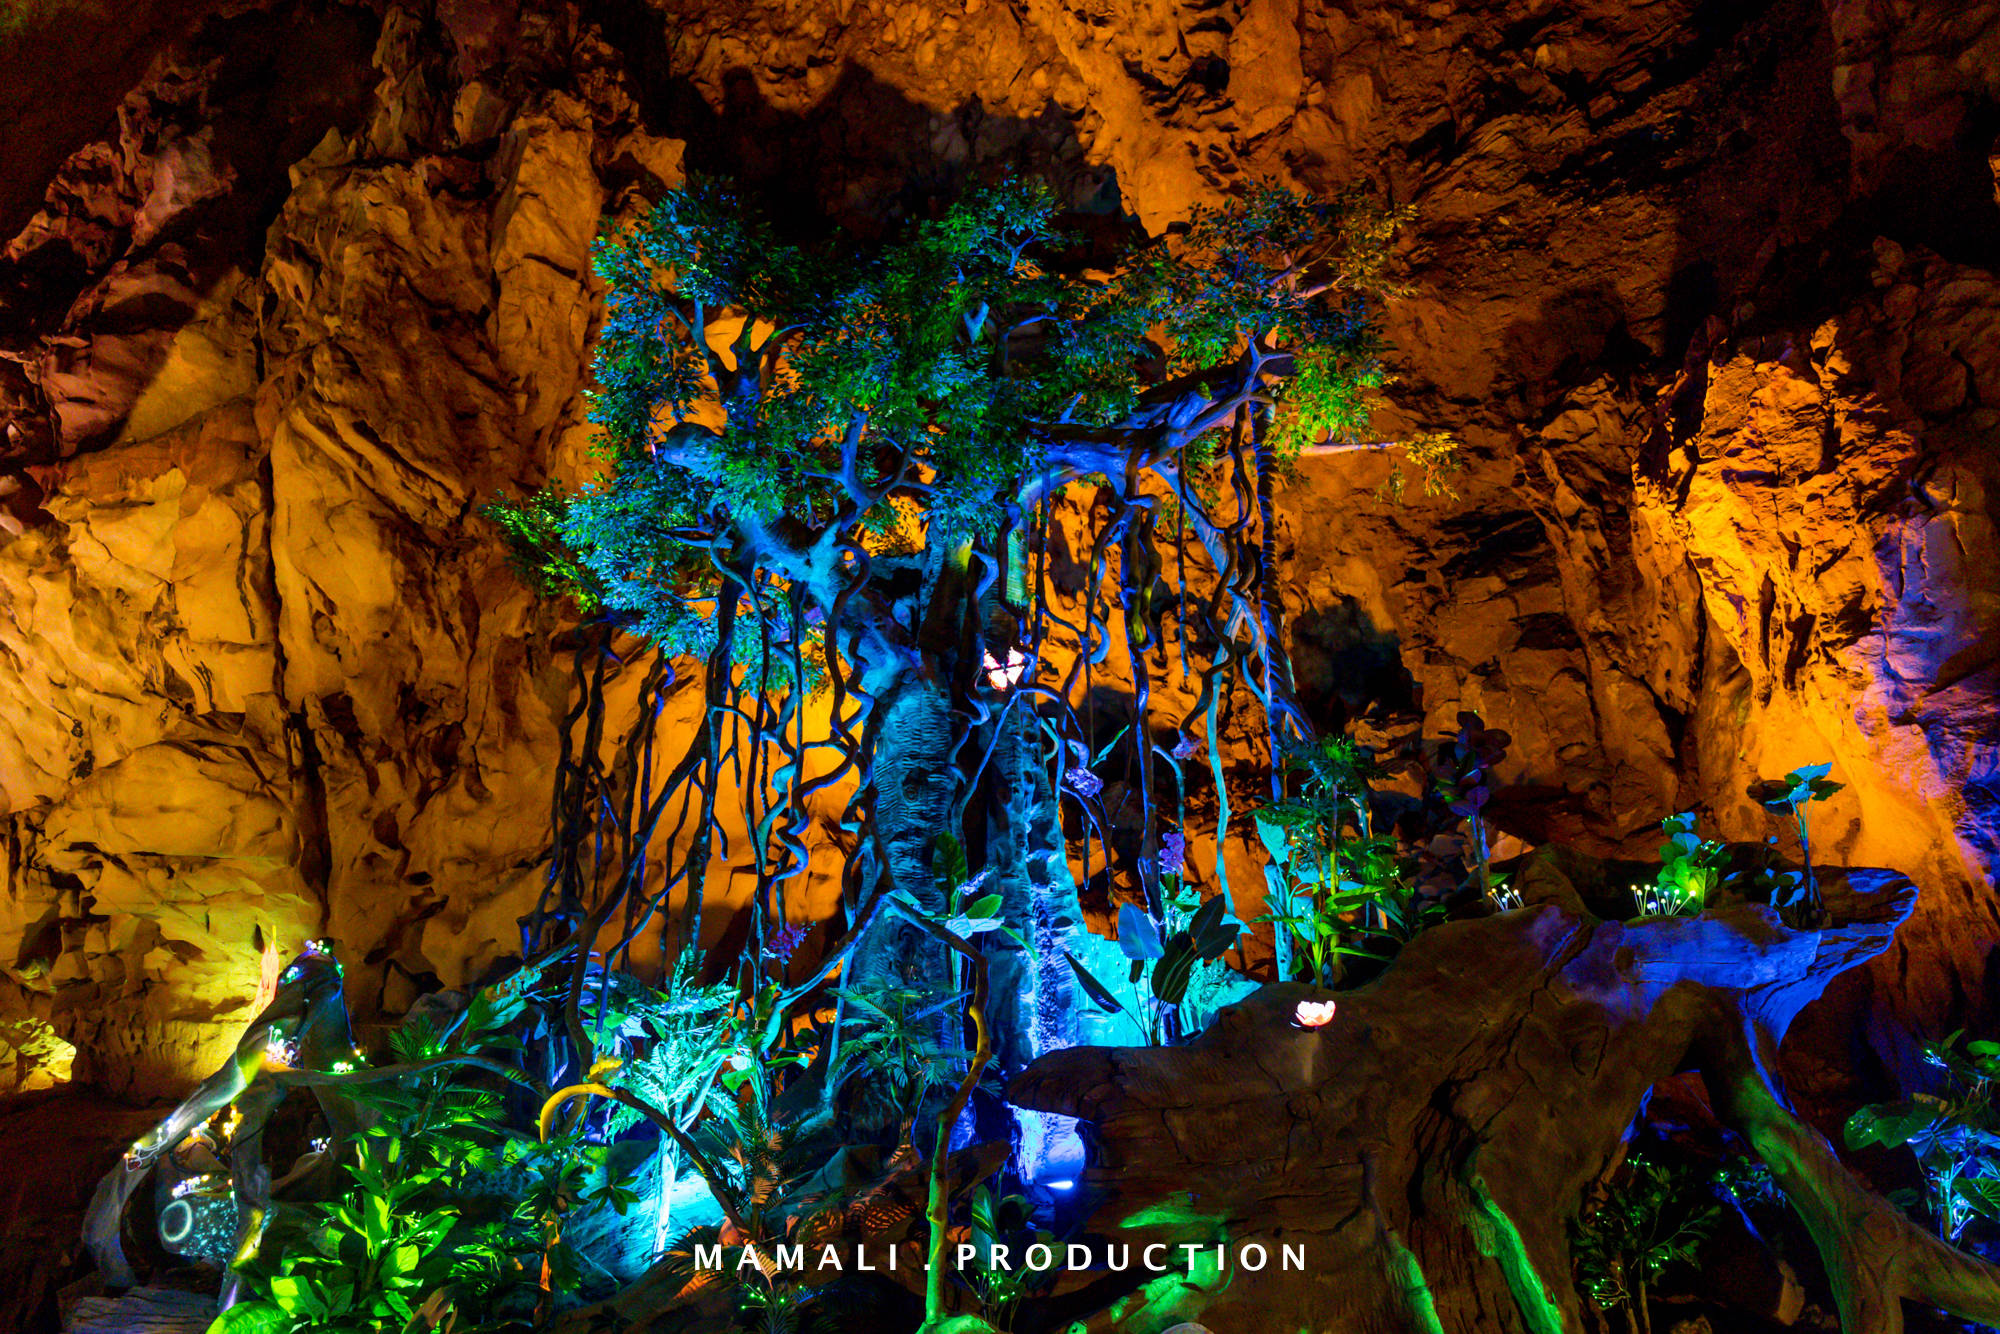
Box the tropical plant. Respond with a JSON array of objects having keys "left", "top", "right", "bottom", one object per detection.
[
  {"left": 1254, "top": 820, "right": 1369, "bottom": 987},
  {"left": 568, "top": 970, "right": 953, "bottom": 1332},
  {"left": 1747, "top": 762, "right": 1843, "bottom": 927},
  {"left": 210, "top": 999, "right": 622, "bottom": 1334},
  {"left": 626, "top": 992, "right": 895, "bottom": 1334},
  {"left": 1569, "top": 1153, "right": 1750, "bottom": 1334},
  {"left": 825, "top": 982, "right": 972, "bottom": 1120},
  {"left": 212, "top": 1136, "right": 521, "bottom": 1334},
  {"left": 598, "top": 956, "right": 749, "bottom": 1132},
  {"left": 1253, "top": 734, "right": 1415, "bottom": 984},
  {"left": 1635, "top": 813, "right": 1726, "bottom": 918},
  {"left": 960, "top": 1183, "right": 1057, "bottom": 1331},
  {"left": 1040, "top": 724, "right": 1259, "bottom": 1042},
  {"left": 1423, "top": 712, "right": 1512, "bottom": 904},
  {"left": 1064, "top": 891, "right": 1243, "bottom": 1046},
  {"left": 1845, "top": 1031, "right": 2000, "bottom": 1244},
  {"left": 584, "top": 954, "right": 790, "bottom": 1260},
  {"left": 1159, "top": 874, "right": 1262, "bottom": 1035},
  {"left": 638, "top": 841, "right": 1007, "bottom": 1333}
]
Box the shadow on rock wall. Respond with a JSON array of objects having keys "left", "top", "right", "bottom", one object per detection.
[{"left": 0, "top": 0, "right": 1129, "bottom": 1114}]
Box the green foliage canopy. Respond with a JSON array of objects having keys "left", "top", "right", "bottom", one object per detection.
[{"left": 498, "top": 176, "right": 1401, "bottom": 664}]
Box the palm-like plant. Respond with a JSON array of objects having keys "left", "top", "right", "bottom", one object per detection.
[{"left": 1254, "top": 734, "right": 1416, "bottom": 982}]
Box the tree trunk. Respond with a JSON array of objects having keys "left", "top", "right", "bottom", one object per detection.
[
  {"left": 1008, "top": 862, "right": 2000, "bottom": 1334},
  {"left": 978, "top": 697, "right": 1086, "bottom": 1179},
  {"left": 843, "top": 677, "right": 958, "bottom": 1134}
]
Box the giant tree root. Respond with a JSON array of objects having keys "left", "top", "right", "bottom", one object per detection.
[
  {"left": 1009, "top": 867, "right": 2000, "bottom": 1334},
  {"left": 81, "top": 947, "right": 361, "bottom": 1290}
]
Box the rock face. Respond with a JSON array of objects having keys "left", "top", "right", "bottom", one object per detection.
[
  {"left": 0, "top": 0, "right": 688, "bottom": 1098},
  {"left": 0, "top": 0, "right": 1995, "bottom": 1111},
  {"left": 0, "top": 1091, "right": 166, "bottom": 1331}
]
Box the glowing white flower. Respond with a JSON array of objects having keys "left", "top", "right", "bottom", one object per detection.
[
  {"left": 983, "top": 648, "right": 1028, "bottom": 690},
  {"left": 1293, "top": 999, "right": 1338, "bottom": 1029}
]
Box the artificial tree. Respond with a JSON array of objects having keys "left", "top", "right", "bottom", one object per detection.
[{"left": 496, "top": 175, "right": 1444, "bottom": 1136}]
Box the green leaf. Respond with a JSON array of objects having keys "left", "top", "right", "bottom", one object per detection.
[
  {"left": 1957, "top": 1177, "right": 2000, "bottom": 1221},
  {"left": 365, "top": 1193, "right": 392, "bottom": 1244},
  {"left": 1254, "top": 801, "right": 1318, "bottom": 830},
  {"left": 1254, "top": 814, "right": 1293, "bottom": 866},
  {"left": 970, "top": 1185, "right": 997, "bottom": 1238},
  {"left": 1844, "top": 1099, "right": 1939, "bottom": 1150},
  {"left": 1064, "top": 952, "right": 1126, "bottom": 1017},
  {"left": 935, "top": 832, "right": 969, "bottom": 891},
  {"left": 265, "top": 1277, "right": 310, "bottom": 1316},
  {"left": 1116, "top": 904, "right": 1164, "bottom": 961},
  {"left": 964, "top": 892, "right": 1003, "bottom": 920},
  {"left": 1152, "top": 936, "right": 1196, "bottom": 1006},
  {"left": 203, "top": 1300, "right": 291, "bottom": 1334},
  {"left": 1188, "top": 895, "right": 1238, "bottom": 959}
]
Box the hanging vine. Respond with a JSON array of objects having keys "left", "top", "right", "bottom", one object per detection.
[{"left": 489, "top": 173, "right": 1448, "bottom": 1133}]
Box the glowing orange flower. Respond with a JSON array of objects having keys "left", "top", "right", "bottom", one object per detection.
[{"left": 1293, "top": 999, "right": 1338, "bottom": 1028}]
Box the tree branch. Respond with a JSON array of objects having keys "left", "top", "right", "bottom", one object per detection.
[{"left": 1706, "top": 1021, "right": 2000, "bottom": 1334}]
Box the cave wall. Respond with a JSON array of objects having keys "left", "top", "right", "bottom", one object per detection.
[{"left": 0, "top": 0, "right": 1995, "bottom": 1101}]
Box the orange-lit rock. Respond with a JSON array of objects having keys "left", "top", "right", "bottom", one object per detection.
[
  {"left": 0, "top": 4, "right": 699, "bottom": 1099},
  {"left": 0, "top": 0, "right": 1996, "bottom": 1111},
  {"left": 1647, "top": 247, "right": 2000, "bottom": 1063}
]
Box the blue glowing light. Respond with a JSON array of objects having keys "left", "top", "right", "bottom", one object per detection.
[
  {"left": 1016, "top": 1109, "right": 1086, "bottom": 1186},
  {"left": 1047, "top": 1179, "right": 1075, "bottom": 1191}
]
